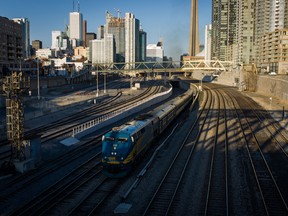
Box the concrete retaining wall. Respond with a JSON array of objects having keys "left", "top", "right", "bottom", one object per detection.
[
  {"left": 256, "top": 76, "right": 288, "bottom": 101},
  {"left": 29, "top": 76, "right": 67, "bottom": 91}
]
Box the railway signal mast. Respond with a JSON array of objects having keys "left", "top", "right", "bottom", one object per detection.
[{"left": 2, "top": 71, "right": 30, "bottom": 168}]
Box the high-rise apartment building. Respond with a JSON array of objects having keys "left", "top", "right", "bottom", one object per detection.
[
  {"left": 235, "top": 0, "right": 255, "bottom": 64},
  {"left": 0, "top": 16, "right": 22, "bottom": 74},
  {"left": 212, "top": 0, "right": 288, "bottom": 72},
  {"left": 12, "top": 17, "right": 30, "bottom": 58},
  {"left": 269, "top": 0, "right": 287, "bottom": 32},
  {"left": 90, "top": 34, "right": 115, "bottom": 64},
  {"left": 255, "top": 0, "right": 288, "bottom": 73},
  {"left": 125, "top": 13, "right": 140, "bottom": 67},
  {"left": 69, "top": 11, "right": 83, "bottom": 47},
  {"left": 212, "top": 0, "right": 254, "bottom": 64},
  {"left": 259, "top": 29, "right": 288, "bottom": 73},
  {"left": 212, "top": 0, "right": 235, "bottom": 61},
  {"left": 254, "top": 0, "right": 270, "bottom": 65}
]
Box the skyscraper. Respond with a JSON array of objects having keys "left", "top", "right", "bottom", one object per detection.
[
  {"left": 12, "top": 18, "right": 30, "bottom": 58},
  {"left": 211, "top": 0, "right": 237, "bottom": 62},
  {"left": 106, "top": 11, "right": 125, "bottom": 62},
  {"left": 69, "top": 11, "right": 83, "bottom": 47},
  {"left": 139, "top": 28, "right": 147, "bottom": 62},
  {"left": 125, "top": 13, "right": 140, "bottom": 67},
  {"left": 189, "top": 0, "right": 199, "bottom": 56}
]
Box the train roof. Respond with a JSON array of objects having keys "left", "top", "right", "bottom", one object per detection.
[
  {"left": 154, "top": 104, "right": 176, "bottom": 119},
  {"left": 112, "top": 114, "right": 153, "bottom": 135}
]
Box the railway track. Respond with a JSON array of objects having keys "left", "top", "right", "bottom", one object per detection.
[
  {"left": 204, "top": 89, "right": 229, "bottom": 216},
  {"left": 0, "top": 83, "right": 166, "bottom": 215},
  {"left": 0, "top": 83, "right": 164, "bottom": 163},
  {"left": 0, "top": 79, "right": 155, "bottom": 147},
  {"left": 142, "top": 88, "right": 213, "bottom": 215},
  {"left": 227, "top": 90, "right": 288, "bottom": 215}
]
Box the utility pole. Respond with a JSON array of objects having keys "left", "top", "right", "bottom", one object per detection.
[{"left": 96, "top": 64, "right": 99, "bottom": 97}]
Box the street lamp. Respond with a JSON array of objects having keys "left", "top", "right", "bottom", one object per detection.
[
  {"left": 96, "top": 64, "right": 99, "bottom": 97},
  {"left": 36, "top": 58, "right": 40, "bottom": 100},
  {"left": 104, "top": 71, "right": 106, "bottom": 94}
]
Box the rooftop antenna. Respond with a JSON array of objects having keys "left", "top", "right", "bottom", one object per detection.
[
  {"left": 73, "top": 0, "right": 75, "bottom": 12},
  {"left": 78, "top": 1, "right": 80, "bottom": 12}
]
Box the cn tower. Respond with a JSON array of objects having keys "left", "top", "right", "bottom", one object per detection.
[{"left": 189, "top": 0, "right": 199, "bottom": 56}]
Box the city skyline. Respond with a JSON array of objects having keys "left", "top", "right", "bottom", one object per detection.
[{"left": 1, "top": 0, "right": 212, "bottom": 60}]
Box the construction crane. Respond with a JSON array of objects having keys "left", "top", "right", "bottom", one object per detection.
[
  {"left": 2, "top": 71, "right": 30, "bottom": 166},
  {"left": 114, "top": 8, "right": 121, "bottom": 19},
  {"left": 114, "top": 8, "right": 122, "bottom": 32}
]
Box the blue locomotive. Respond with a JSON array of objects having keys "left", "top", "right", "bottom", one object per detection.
[{"left": 102, "top": 88, "right": 194, "bottom": 177}]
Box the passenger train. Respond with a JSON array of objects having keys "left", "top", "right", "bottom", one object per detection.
[{"left": 102, "top": 88, "right": 194, "bottom": 177}]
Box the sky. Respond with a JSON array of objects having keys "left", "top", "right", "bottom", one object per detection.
[{"left": 1, "top": 0, "right": 212, "bottom": 61}]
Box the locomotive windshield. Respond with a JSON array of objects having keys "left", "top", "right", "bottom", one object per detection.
[
  {"left": 105, "top": 137, "right": 115, "bottom": 141},
  {"left": 117, "top": 137, "right": 128, "bottom": 142},
  {"left": 116, "top": 137, "right": 130, "bottom": 149}
]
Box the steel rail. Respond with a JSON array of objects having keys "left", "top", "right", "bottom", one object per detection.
[
  {"left": 204, "top": 89, "right": 228, "bottom": 216},
  {"left": 229, "top": 92, "right": 288, "bottom": 215},
  {"left": 143, "top": 89, "right": 213, "bottom": 215}
]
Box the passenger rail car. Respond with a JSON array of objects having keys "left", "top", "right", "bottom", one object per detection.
[{"left": 102, "top": 89, "right": 194, "bottom": 177}]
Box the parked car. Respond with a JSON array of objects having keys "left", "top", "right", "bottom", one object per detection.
[{"left": 269, "top": 72, "right": 277, "bottom": 76}]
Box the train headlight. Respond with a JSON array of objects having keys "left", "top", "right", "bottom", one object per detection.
[{"left": 121, "top": 157, "right": 124, "bottom": 160}]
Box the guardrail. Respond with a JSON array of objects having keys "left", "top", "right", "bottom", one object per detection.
[{"left": 72, "top": 86, "right": 172, "bottom": 137}]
